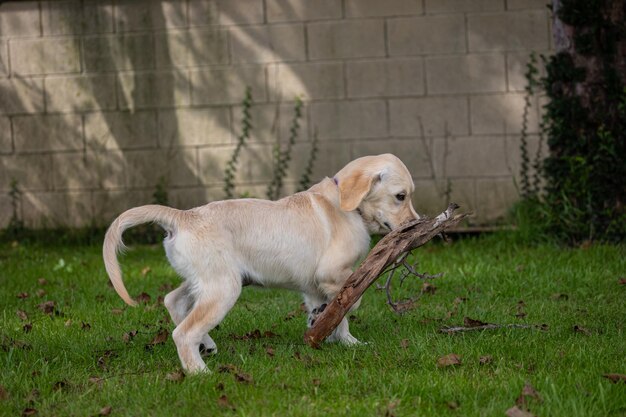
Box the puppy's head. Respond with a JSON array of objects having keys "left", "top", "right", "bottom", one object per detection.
[{"left": 335, "top": 154, "right": 419, "bottom": 234}]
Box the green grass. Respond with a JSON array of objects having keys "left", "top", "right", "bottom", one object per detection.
[{"left": 0, "top": 235, "right": 624, "bottom": 416}]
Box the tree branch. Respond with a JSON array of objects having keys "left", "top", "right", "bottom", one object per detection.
[{"left": 304, "top": 204, "right": 468, "bottom": 348}]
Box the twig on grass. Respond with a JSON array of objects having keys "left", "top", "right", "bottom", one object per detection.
[{"left": 439, "top": 323, "right": 548, "bottom": 334}]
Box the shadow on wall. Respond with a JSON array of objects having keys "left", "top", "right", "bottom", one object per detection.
[{"left": 0, "top": 0, "right": 551, "bottom": 228}]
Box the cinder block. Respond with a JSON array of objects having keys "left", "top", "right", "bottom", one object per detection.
[
  {"left": 310, "top": 100, "right": 387, "bottom": 140},
  {"left": 230, "top": 102, "right": 309, "bottom": 144},
  {"left": 84, "top": 34, "right": 154, "bottom": 72},
  {"left": 468, "top": 10, "right": 549, "bottom": 52},
  {"left": 426, "top": 54, "right": 506, "bottom": 94},
  {"left": 84, "top": 150, "right": 127, "bottom": 190},
  {"left": 346, "top": 58, "right": 425, "bottom": 98},
  {"left": 308, "top": 20, "right": 385, "bottom": 60},
  {"left": 13, "top": 114, "right": 83, "bottom": 152},
  {"left": 198, "top": 144, "right": 274, "bottom": 185},
  {"left": 85, "top": 111, "right": 158, "bottom": 150},
  {"left": 156, "top": 28, "right": 229, "bottom": 68},
  {"left": 159, "top": 108, "right": 231, "bottom": 147},
  {"left": 0, "top": 40, "right": 8, "bottom": 77},
  {"left": 169, "top": 186, "right": 213, "bottom": 209},
  {"left": 11, "top": 38, "right": 81, "bottom": 76},
  {"left": 189, "top": 0, "right": 264, "bottom": 26},
  {"left": 22, "top": 191, "right": 93, "bottom": 228},
  {"left": 470, "top": 93, "right": 539, "bottom": 135},
  {"left": 475, "top": 177, "right": 519, "bottom": 223},
  {"left": 445, "top": 136, "right": 512, "bottom": 177},
  {"left": 345, "top": 0, "right": 422, "bottom": 17},
  {"left": 388, "top": 15, "right": 466, "bottom": 56},
  {"left": 45, "top": 75, "right": 117, "bottom": 112},
  {"left": 266, "top": 0, "right": 341, "bottom": 22},
  {"left": 268, "top": 62, "right": 344, "bottom": 100},
  {"left": 389, "top": 97, "right": 469, "bottom": 137},
  {"left": 0, "top": 196, "right": 12, "bottom": 228},
  {"left": 83, "top": 0, "right": 115, "bottom": 34},
  {"left": 0, "top": 117, "right": 11, "bottom": 153},
  {"left": 124, "top": 148, "right": 200, "bottom": 188},
  {"left": 118, "top": 71, "right": 190, "bottom": 110},
  {"left": 289, "top": 141, "right": 351, "bottom": 184},
  {"left": 505, "top": 134, "right": 547, "bottom": 183},
  {"left": 425, "top": 0, "right": 504, "bottom": 13},
  {"left": 52, "top": 152, "right": 98, "bottom": 190},
  {"left": 350, "top": 138, "right": 433, "bottom": 178},
  {"left": 447, "top": 178, "right": 477, "bottom": 221},
  {"left": 0, "top": 2, "right": 40, "bottom": 37},
  {"left": 230, "top": 24, "right": 305, "bottom": 63},
  {"left": 92, "top": 189, "right": 153, "bottom": 225},
  {"left": 0, "top": 78, "right": 44, "bottom": 114},
  {"left": 507, "top": 0, "right": 549, "bottom": 10},
  {"left": 507, "top": 50, "right": 550, "bottom": 91},
  {"left": 412, "top": 179, "right": 449, "bottom": 216},
  {"left": 3, "top": 154, "right": 54, "bottom": 191},
  {"left": 42, "top": 0, "right": 114, "bottom": 35},
  {"left": 190, "top": 66, "right": 267, "bottom": 105},
  {"left": 115, "top": 0, "right": 187, "bottom": 32}
]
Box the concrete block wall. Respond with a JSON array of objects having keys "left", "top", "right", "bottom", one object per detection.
[{"left": 0, "top": 0, "right": 550, "bottom": 228}]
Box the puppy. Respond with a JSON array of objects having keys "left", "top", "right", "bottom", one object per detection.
[{"left": 103, "top": 153, "right": 419, "bottom": 373}]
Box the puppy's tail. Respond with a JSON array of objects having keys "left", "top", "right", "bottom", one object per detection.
[{"left": 103, "top": 205, "right": 182, "bottom": 306}]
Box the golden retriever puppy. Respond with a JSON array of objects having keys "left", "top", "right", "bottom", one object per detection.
[{"left": 103, "top": 153, "right": 419, "bottom": 373}]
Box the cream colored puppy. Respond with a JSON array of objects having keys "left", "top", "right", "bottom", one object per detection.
[{"left": 103, "top": 154, "right": 419, "bottom": 373}]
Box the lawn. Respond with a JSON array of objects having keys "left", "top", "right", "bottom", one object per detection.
[{"left": 0, "top": 235, "right": 624, "bottom": 416}]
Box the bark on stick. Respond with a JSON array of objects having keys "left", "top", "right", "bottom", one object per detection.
[{"left": 304, "top": 203, "right": 468, "bottom": 348}]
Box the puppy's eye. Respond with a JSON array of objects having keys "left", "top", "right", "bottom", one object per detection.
[{"left": 396, "top": 193, "right": 406, "bottom": 201}]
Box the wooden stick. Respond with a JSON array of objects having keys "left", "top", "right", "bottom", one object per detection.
[{"left": 304, "top": 203, "right": 468, "bottom": 348}]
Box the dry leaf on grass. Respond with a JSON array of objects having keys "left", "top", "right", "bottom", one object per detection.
[
  {"left": 400, "top": 339, "right": 410, "bottom": 349},
  {"left": 99, "top": 406, "right": 112, "bottom": 416},
  {"left": 147, "top": 328, "right": 169, "bottom": 346},
  {"left": 265, "top": 346, "right": 275, "bottom": 357},
  {"left": 17, "top": 292, "right": 29, "bottom": 299},
  {"left": 516, "top": 382, "right": 543, "bottom": 407},
  {"left": 437, "top": 353, "right": 462, "bottom": 368},
  {"left": 37, "top": 278, "right": 48, "bottom": 286},
  {"left": 141, "top": 266, "right": 151, "bottom": 276},
  {"left": 217, "top": 394, "right": 235, "bottom": 410},
  {"left": 464, "top": 317, "right": 489, "bottom": 327},
  {"left": 23, "top": 323, "right": 33, "bottom": 333},
  {"left": 505, "top": 406, "right": 535, "bottom": 417},
  {"left": 165, "top": 370, "right": 185, "bottom": 382},
  {"left": 123, "top": 330, "right": 138, "bottom": 343},
  {"left": 603, "top": 373, "right": 626, "bottom": 384},
  {"left": 37, "top": 301, "right": 55, "bottom": 315},
  {"left": 16, "top": 310, "right": 28, "bottom": 321},
  {"left": 21, "top": 408, "right": 37, "bottom": 416},
  {"left": 479, "top": 355, "right": 493, "bottom": 365},
  {"left": 573, "top": 325, "right": 591, "bottom": 336},
  {"left": 618, "top": 277, "right": 626, "bottom": 285},
  {"left": 0, "top": 384, "right": 8, "bottom": 400},
  {"left": 110, "top": 308, "right": 124, "bottom": 315},
  {"left": 136, "top": 292, "right": 151, "bottom": 304},
  {"left": 35, "top": 289, "right": 46, "bottom": 298}
]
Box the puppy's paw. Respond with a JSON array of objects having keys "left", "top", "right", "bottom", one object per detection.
[
  {"left": 199, "top": 344, "right": 217, "bottom": 357},
  {"left": 326, "top": 332, "right": 362, "bottom": 346},
  {"left": 307, "top": 303, "right": 328, "bottom": 327},
  {"left": 199, "top": 335, "right": 218, "bottom": 356}
]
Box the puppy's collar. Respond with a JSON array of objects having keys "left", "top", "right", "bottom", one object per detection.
[{"left": 332, "top": 176, "right": 339, "bottom": 186}]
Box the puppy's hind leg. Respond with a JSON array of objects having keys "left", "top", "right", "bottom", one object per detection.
[
  {"left": 164, "top": 283, "right": 217, "bottom": 356},
  {"left": 172, "top": 275, "right": 241, "bottom": 374}
]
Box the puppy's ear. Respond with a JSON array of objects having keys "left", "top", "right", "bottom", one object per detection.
[{"left": 338, "top": 172, "right": 379, "bottom": 211}]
